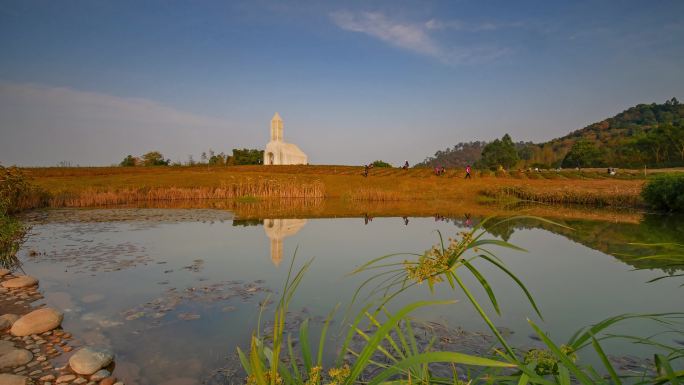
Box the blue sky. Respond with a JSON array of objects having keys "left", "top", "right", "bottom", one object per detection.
[{"left": 1, "top": 0, "right": 683, "bottom": 166}]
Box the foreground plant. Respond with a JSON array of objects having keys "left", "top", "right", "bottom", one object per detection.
[
  {"left": 239, "top": 217, "right": 684, "bottom": 384},
  {"left": 238, "top": 254, "right": 514, "bottom": 385}
]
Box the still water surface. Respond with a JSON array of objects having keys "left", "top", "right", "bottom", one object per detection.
[{"left": 15, "top": 209, "right": 684, "bottom": 384}]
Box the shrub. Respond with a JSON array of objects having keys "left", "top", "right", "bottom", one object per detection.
[
  {"left": 371, "top": 160, "right": 392, "bottom": 168},
  {"left": 642, "top": 173, "right": 684, "bottom": 212}
]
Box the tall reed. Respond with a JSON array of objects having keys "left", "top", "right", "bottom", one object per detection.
[
  {"left": 49, "top": 180, "right": 325, "bottom": 207},
  {"left": 481, "top": 185, "right": 642, "bottom": 207}
]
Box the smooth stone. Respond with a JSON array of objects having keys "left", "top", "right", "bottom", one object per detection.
[
  {"left": 0, "top": 269, "right": 9, "bottom": 277},
  {"left": 40, "top": 374, "right": 56, "bottom": 381},
  {"left": 90, "top": 370, "right": 111, "bottom": 382},
  {"left": 0, "top": 349, "right": 33, "bottom": 369},
  {"left": 99, "top": 377, "right": 116, "bottom": 385},
  {"left": 69, "top": 347, "right": 114, "bottom": 375},
  {"left": 1, "top": 276, "right": 38, "bottom": 289},
  {"left": 74, "top": 378, "right": 87, "bottom": 384},
  {"left": 0, "top": 341, "right": 15, "bottom": 355},
  {"left": 56, "top": 374, "right": 76, "bottom": 383},
  {"left": 0, "top": 314, "right": 20, "bottom": 327},
  {"left": 0, "top": 374, "right": 30, "bottom": 385},
  {"left": 10, "top": 308, "right": 63, "bottom": 337}
]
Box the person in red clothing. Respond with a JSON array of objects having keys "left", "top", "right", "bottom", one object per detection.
[{"left": 465, "top": 164, "right": 472, "bottom": 179}]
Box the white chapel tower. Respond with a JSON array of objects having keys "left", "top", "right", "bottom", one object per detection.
[{"left": 264, "top": 113, "right": 308, "bottom": 165}]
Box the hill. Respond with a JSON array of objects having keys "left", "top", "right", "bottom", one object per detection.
[{"left": 417, "top": 98, "right": 684, "bottom": 169}]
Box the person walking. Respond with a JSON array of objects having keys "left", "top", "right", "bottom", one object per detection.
[{"left": 465, "top": 164, "right": 472, "bottom": 179}]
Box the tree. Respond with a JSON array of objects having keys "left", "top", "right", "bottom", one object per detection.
[
  {"left": 371, "top": 160, "right": 392, "bottom": 168},
  {"left": 517, "top": 144, "right": 534, "bottom": 167},
  {"left": 142, "top": 151, "right": 169, "bottom": 166},
  {"left": 119, "top": 155, "right": 137, "bottom": 167},
  {"left": 232, "top": 149, "right": 264, "bottom": 165},
  {"left": 663, "top": 124, "right": 684, "bottom": 162},
  {"left": 480, "top": 134, "right": 519, "bottom": 170},
  {"left": 561, "top": 140, "right": 602, "bottom": 168},
  {"left": 209, "top": 152, "right": 227, "bottom": 166}
]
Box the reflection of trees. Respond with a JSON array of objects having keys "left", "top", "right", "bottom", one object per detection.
[
  {"left": 476, "top": 215, "right": 684, "bottom": 274},
  {"left": 232, "top": 219, "right": 264, "bottom": 227}
]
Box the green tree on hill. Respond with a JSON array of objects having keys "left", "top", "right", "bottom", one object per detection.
[
  {"left": 479, "top": 134, "right": 519, "bottom": 170},
  {"left": 561, "top": 140, "right": 602, "bottom": 168}
]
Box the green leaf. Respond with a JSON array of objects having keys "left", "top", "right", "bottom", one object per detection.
[
  {"left": 463, "top": 259, "right": 500, "bottom": 315},
  {"left": 476, "top": 253, "right": 543, "bottom": 319},
  {"left": 343, "top": 300, "right": 456, "bottom": 385},
  {"left": 367, "top": 351, "right": 514, "bottom": 385},
  {"left": 299, "top": 319, "right": 312, "bottom": 372},
  {"left": 528, "top": 319, "right": 594, "bottom": 385},
  {"left": 591, "top": 335, "right": 622, "bottom": 385}
]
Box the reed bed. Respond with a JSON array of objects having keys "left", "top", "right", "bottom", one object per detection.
[
  {"left": 346, "top": 188, "right": 415, "bottom": 201},
  {"left": 49, "top": 179, "right": 325, "bottom": 207},
  {"left": 481, "top": 185, "right": 643, "bottom": 207}
]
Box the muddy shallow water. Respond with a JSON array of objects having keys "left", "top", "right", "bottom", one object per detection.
[{"left": 11, "top": 208, "right": 684, "bottom": 384}]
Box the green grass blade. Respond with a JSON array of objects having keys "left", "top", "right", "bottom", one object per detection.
[
  {"left": 343, "top": 300, "right": 456, "bottom": 385},
  {"left": 655, "top": 354, "right": 681, "bottom": 385},
  {"left": 317, "top": 303, "right": 339, "bottom": 367},
  {"left": 287, "top": 334, "right": 302, "bottom": 383},
  {"left": 337, "top": 302, "right": 373, "bottom": 366},
  {"left": 463, "top": 259, "right": 501, "bottom": 315},
  {"left": 591, "top": 335, "right": 622, "bottom": 385},
  {"left": 568, "top": 313, "right": 682, "bottom": 350},
  {"left": 367, "top": 351, "right": 514, "bottom": 385},
  {"left": 299, "top": 319, "right": 313, "bottom": 372},
  {"left": 452, "top": 271, "right": 517, "bottom": 359},
  {"left": 476, "top": 253, "right": 542, "bottom": 319},
  {"left": 470, "top": 238, "right": 528, "bottom": 252},
  {"left": 237, "top": 346, "right": 251, "bottom": 375},
  {"left": 516, "top": 373, "right": 529, "bottom": 385},
  {"left": 528, "top": 319, "right": 594, "bottom": 385}
]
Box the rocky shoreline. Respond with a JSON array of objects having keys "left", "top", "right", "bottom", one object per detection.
[{"left": 0, "top": 269, "right": 121, "bottom": 385}]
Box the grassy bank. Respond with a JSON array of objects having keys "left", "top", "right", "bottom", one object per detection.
[{"left": 24, "top": 165, "right": 647, "bottom": 208}]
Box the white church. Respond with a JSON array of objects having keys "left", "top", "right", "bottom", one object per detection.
[{"left": 263, "top": 113, "right": 308, "bottom": 165}]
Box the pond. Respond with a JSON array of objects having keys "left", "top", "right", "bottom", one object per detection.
[{"left": 9, "top": 207, "right": 684, "bottom": 384}]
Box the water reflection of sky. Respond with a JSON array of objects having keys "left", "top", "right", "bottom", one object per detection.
[{"left": 16, "top": 210, "right": 684, "bottom": 384}]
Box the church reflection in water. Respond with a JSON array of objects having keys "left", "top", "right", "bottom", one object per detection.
[{"left": 263, "top": 218, "right": 307, "bottom": 266}]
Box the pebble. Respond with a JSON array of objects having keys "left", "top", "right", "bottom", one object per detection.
[
  {"left": 1, "top": 275, "right": 38, "bottom": 289},
  {"left": 40, "top": 374, "right": 56, "bottom": 381},
  {"left": 74, "top": 378, "right": 88, "bottom": 384},
  {"left": 90, "top": 370, "right": 111, "bottom": 382},
  {"left": 68, "top": 347, "right": 114, "bottom": 375},
  {"left": 10, "top": 308, "right": 63, "bottom": 337},
  {"left": 0, "top": 340, "right": 15, "bottom": 355},
  {"left": 0, "top": 373, "right": 31, "bottom": 385},
  {"left": 0, "top": 349, "right": 33, "bottom": 369},
  {"left": 99, "top": 377, "right": 116, "bottom": 385},
  {"left": 56, "top": 374, "right": 76, "bottom": 383}
]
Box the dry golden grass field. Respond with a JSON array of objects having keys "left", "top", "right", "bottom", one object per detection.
[{"left": 21, "top": 165, "right": 648, "bottom": 212}]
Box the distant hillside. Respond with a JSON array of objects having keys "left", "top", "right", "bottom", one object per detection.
[{"left": 417, "top": 98, "right": 684, "bottom": 169}]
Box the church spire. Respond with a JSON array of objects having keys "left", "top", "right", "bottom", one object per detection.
[{"left": 270, "top": 112, "right": 283, "bottom": 141}]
